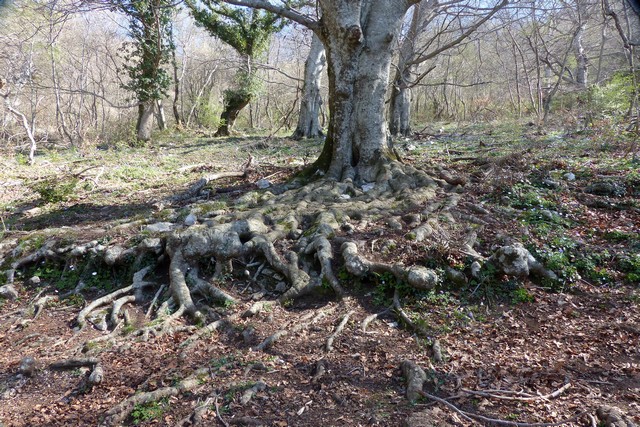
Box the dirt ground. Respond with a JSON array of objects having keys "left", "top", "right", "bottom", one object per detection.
[{"left": 1, "top": 123, "right": 639, "bottom": 426}]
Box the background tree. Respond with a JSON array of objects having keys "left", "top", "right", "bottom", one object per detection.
[
  {"left": 112, "top": 0, "right": 175, "bottom": 142},
  {"left": 389, "top": 0, "right": 507, "bottom": 136},
  {"left": 187, "top": 1, "right": 285, "bottom": 136},
  {"left": 291, "top": 33, "right": 325, "bottom": 139}
]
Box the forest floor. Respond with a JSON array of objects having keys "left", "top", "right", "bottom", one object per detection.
[{"left": 0, "top": 121, "right": 638, "bottom": 426}]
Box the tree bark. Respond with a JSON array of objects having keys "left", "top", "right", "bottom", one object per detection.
[
  {"left": 172, "top": 47, "right": 183, "bottom": 128},
  {"left": 292, "top": 34, "right": 326, "bottom": 140},
  {"left": 313, "top": 0, "right": 415, "bottom": 183},
  {"left": 137, "top": 101, "right": 155, "bottom": 142},
  {"left": 574, "top": 1, "right": 588, "bottom": 89}
]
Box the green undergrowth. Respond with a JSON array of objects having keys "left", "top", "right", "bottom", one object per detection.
[{"left": 130, "top": 397, "right": 169, "bottom": 425}]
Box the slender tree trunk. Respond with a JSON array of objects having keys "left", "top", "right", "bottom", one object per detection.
[
  {"left": 389, "top": 4, "right": 428, "bottom": 137},
  {"left": 313, "top": 0, "right": 413, "bottom": 182},
  {"left": 172, "top": 48, "right": 183, "bottom": 127},
  {"left": 2, "top": 93, "right": 38, "bottom": 165},
  {"left": 292, "top": 34, "right": 326, "bottom": 140},
  {"left": 574, "top": 1, "right": 588, "bottom": 89},
  {"left": 156, "top": 99, "right": 167, "bottom": 130}
]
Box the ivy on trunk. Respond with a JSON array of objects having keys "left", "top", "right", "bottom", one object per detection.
[
  {"left": 115, "top": 0, "right": 175, "bottom": 142},
  {"left": 187, "top": 1, "right": 285, "bottom": 136}
]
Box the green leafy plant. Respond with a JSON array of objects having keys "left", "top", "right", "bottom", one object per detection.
[
  {"left": 511, "top": 287, "right": 535, "bottom": 304},
  {"left": 131, "top": 398, "right": 168, "bottom": 425},
  {"left": 30, "top": 177, "right": 79, "bottom": 203}
]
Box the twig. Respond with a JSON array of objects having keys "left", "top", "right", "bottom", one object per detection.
[{"left": 214, "top": 393, "right": 230, "bottom": 427}]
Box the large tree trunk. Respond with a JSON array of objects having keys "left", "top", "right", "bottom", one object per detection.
[
  {"left": 137, "top": 101, "right": 155, "bottom": 142},
  {"left": 292, "top": 34, "right": 326, "bottom": 140},
  {"left": 314, "top": 0, "right": 414, "bottom": 183}
]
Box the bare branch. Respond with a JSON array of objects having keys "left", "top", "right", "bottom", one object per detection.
[
  {"left": 410, "top": 0, "right": 509, "bottom": 66},
  {"left": 220, "top": 0, "right": 319, "bottom": 30}
]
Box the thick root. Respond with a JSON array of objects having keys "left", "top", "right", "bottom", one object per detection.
[
  {"left": 103, "top": 368, "right": 208, "bottom": 426},
  {"left": 342, "top": 242, "right": 440, "bottom": 291},
  {"left": 400, "top": 360, "right": 427, "bottom": 403},
  {"left": 77, "top": 285, "right": 134, "bottom": 330}
]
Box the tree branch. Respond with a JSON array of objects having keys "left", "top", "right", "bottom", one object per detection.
[
  {"left": 220, "top": 0, "right": 319, "bottom": 30},
  {"left": 409, "top": 0, "right": 509, "bottom": 66}
]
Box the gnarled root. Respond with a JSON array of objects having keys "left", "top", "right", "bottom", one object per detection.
[
  {"left": 400, "top": 360, "right": 427, "bottom": 403},
  {"left": 77, "top": 266, "right": 153, "bottom": 330},
  {"left": 102, "top": 368, "right": 208, "bottom": 426},
  {"left": 341, "top": 242, "right": 440, "bottom": 291}
]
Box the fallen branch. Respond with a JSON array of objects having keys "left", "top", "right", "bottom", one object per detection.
[
  {"left": 214, "top": 393, "right": 230, "bottom": 427},
  {"left": 49, "top": 358, "right": 99, "bottom": 370},
  {"left": 173, "top": 155, "right": 254, "bottom": 203}
]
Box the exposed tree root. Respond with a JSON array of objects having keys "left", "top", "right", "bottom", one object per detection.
[
  {"left": 393, "top": 289, "right": 431, "bottom": 336},
  {"left": 33, "top": 295, "right": 58, "bottom": 319},
  {"left": 361, "top": 307, "right": 391, "bottom": 333},
  {"left": 325, "top": 310, "right": 353, "bottom": 352},
  {"left": 77, "top": 285, "right": 135, "bottom": 330},
  {"left": 49, "top": 357, "right": 99, "bottom": 370},
  {"left": 49, "top": 358, "right": 103, "bottom": 386},
  {"left": 103, "top": 368, "right": 209, "bottom": 426},
  {"left": 596, "top": 406, "right": 637, "bottom": 427},
  {"left": 255, "top": 306, "right": 335, "bottom": 351},
  {"left": 179, "top": 313, "right": 239, "bottom": 357},
  {"left": 419, "top": 389, "right": 590, "bottom": 427},
  {"left": 311, "top": 358, "right": 328, "bottom": 384},
  {"left": 175, "top": 394, "right": 213, "bottom": 427},
  {"left": 239, "top": 380, "right": 267, "bottom": 405},
  {"left": 400, "top": 360, "right": 427, "bottom": 403},
  {"left": 432, "top": 339, "right": 444, "bottom": 363},
  {"left": 342, "top": 242, "right": 440, "bottom": 291},
  {"left": 461, "top": 383, "right": 572, "bottom": 402}
]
